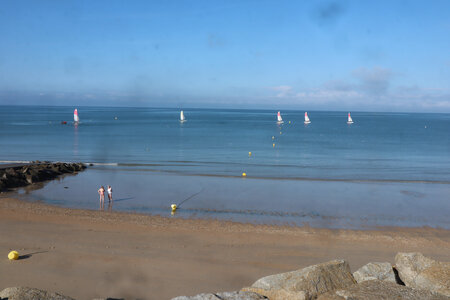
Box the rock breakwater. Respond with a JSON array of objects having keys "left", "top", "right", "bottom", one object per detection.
[
  {"left": 0, "top": 162, "right": 86, "bottom": 191},
  {"left": 174, "top": 252, "right": 449, "bottom": 300}
]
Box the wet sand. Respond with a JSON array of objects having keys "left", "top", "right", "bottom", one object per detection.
[{"left": 0, "top": 196, "right": 449, "bottom": 299}]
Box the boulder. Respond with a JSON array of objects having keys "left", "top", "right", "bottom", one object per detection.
[
  {"left": 58, "top": 163, "right": 72, "bottom": 173},
  {"left": 241, "top": 287, "right": 306, "bottom": 299},
  {"left": 25, "top": 174, "right": 34, "bottom": 184},
  {"left": 0, "top": 287, "right": 74, "bottom": 300},
  {"left": 353, "top": 262, "right": 396, "bottom": 283},
  {"left": 50, "top": 165, "right": 63, "bottom": 175},
  {"left": 247, "top": 260, "right": 356, "bottom": 300},
  {"left": 64, "top": 163, "right": 75, "bottom": 172},
  {"left": 171, "top": 291, "right": 267, "bottom": 300},
  {"left": 317, "top": 279, "right": 448, "bottom": 299},
  {"left": 39, "top": 169, "right": 58, "bottom": 180},
  {"left": 5, "top": 168, "right": 17, "bottom": 176},
  {"left": 395, "top": 252, "right": 450, "bottom": 297},
  {"left": 1, "top": 172, "right": 26, "bottom": 187},
  {"left": 91, "top": 298, "right": 124, "bottom": 300}
]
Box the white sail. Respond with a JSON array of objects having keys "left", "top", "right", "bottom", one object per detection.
[
  {"left": 74, "top": 109, "right": 79, "bottom": 123},
  {"left": 277, "top": 111, "right": 283, "bottom": 123},
  {"left": 347, "top": 112, "right": 353, "bottom": 124},
  {"left": 180, "top": 110, "right": 185, "bottom": 121},
  {"left": 304, "top": 112, "right": 311, "bottom": 124}
]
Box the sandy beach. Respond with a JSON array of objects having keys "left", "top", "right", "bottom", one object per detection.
[{"left": 0, "top": 196, "right": 449, "bottom": 299}]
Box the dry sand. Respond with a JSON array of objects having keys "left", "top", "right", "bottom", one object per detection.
[{"left": 0, "top": 196, "right": 449, "bottom": 299}]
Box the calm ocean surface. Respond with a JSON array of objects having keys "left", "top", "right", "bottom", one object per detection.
[{"left": 1, "top": 105, "right": 449, "bottom": 229}]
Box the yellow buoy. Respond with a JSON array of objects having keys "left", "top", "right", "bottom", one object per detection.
[
  {"left": 273, "top": 143, "right": 275, "bottom": 147},
  {"left": 171, "top": 204, "right": 177, "bottom": 212},
  {"left": 289, "top": 121, "right": 291, "bottom": 124},
  {"left": 280, "top": 132, "right": 282, "bottom": 134},
  {"left": 8, "top": 251, "right": 19, "bottom": 260},
  {"left": 242, "top": 172, "right": 247, "bottom": 177},
  {"left": 248, "top": 152, "right": 252, "bottom": 156}
]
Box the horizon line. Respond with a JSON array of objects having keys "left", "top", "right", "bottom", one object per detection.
[{"left": 0, "top": 103, "right": 449, "bottom": 115}]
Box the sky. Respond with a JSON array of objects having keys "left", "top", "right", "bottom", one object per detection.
[{"left": 0, "top": 0, "right": 449, "bottom": 112}]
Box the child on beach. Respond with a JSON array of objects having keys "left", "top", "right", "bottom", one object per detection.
[
  {"left": 98, "top": 186, "right": 105, "bottom": 208},
  {"left": 107, "top": 185, "right": 113, "bottom": 202}
]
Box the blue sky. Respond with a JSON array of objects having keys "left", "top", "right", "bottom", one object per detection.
[{"left": 0, "top": 0, "right": 449, "bottom": 111}]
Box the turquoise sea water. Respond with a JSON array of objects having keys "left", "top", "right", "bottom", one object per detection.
[{"left": 1, "top": 106, "right": 449, "bottom": 228}]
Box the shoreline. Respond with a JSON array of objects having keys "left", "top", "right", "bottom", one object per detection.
[
  {"left": 1, "top": 195, "right": 449, "bottom": 299},
  {"left": 2, "top": 193, "right": 450, "bottom": 234},
  {"left": 18, "top": 165, "right": 450, "bottom": 230}
]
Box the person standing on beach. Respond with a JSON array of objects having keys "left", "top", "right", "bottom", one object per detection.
[
  {"left": 107, "top": 185, "right": 113, "bottom": 202},
  {"left": 98, "top": 186, "right": 105, "bottom": 209}
]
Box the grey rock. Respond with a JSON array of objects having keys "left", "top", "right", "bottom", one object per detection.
[
  {"left": 0, "top": 287, "right": 75, "bottom": 300},
  {"left": 249, "top": 260, "right": 356, "bottom": 299},
  {"left": 317, "top": 279, "right": 448, "bottom": 300},
  {"left": 172, "top": 291, "right": 267, "bottom": 300},
  {"left": 395, "top": 252, "right": 450, "bottom": 297},
  {"left": 0, "top": 162, "right": 86, "bottom": 191},
  {"left": 242, "top": 287, "right": 307, "bottom": 300},
  {"left": 353, "top": 262, "right": 396, "bottom": 283}
]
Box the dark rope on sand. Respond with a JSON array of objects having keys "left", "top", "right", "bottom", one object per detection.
[{"left": 177, "top": 188, "right": 204, "bottom": 208}]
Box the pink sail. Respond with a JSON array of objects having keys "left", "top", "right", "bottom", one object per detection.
[
  {"left": 347, "top": 112, "right": 353, "bottom": 124},
  {"left": 74, "top": 109, "right": 79, "bottom": 123},
  {"left": 304, "top": 112, "right": 311, "bottom": 124},
  {"left": 277, "top": 111, "right": 283, "bottom": 123}
]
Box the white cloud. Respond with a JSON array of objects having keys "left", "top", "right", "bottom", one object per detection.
[
  {"left": 267, "top": 67, "right": 450, "bottom": 111},
  {"left": 269, "top": 85, "right": 294, "bottom": 98}
]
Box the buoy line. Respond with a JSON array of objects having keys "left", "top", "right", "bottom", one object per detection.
[{"left": 171, "top": 188, "right": 204, "bottom": 213}]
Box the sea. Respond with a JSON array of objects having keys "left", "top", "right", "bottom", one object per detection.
[{"left": 1, "top": 105, "right": 449, "bottom": 229}]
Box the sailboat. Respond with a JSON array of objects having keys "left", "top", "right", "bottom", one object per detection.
[
  {"left": 74, "top": 109, "right": 79, "bottom": 123},
  {"left": 347, "top": 112, "right": 354, "bottom": 124},
  {"left": 304, "top": 112, "right": 311, "bottom": 124},
  {"left": 180, "top": 110, "right": 186, "bottom": 122},
  {"left": 277, "top": 111, "right": 284, "bottom": 124}
]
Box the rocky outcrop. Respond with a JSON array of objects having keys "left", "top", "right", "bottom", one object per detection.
[
  {"left": 243, "top": 260, "right": 356, "bottom": 300},
  {"left": 395, "top": 252, "right": 450, "bottom": 297},
  {"left": 171, "top": 291, "right": 267, "bottom": 300},
  {"left": 0, "top": 287, "right": 75, "bottom": 300},
  {"left": 0, "top": 162, "right": 86, "bottom": 191},
  {"left": 353, "top": 262, "right": 396, "bottom": 283},
  {"left": 317, "top": 279, "right": 448, "bottom": 300}
]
